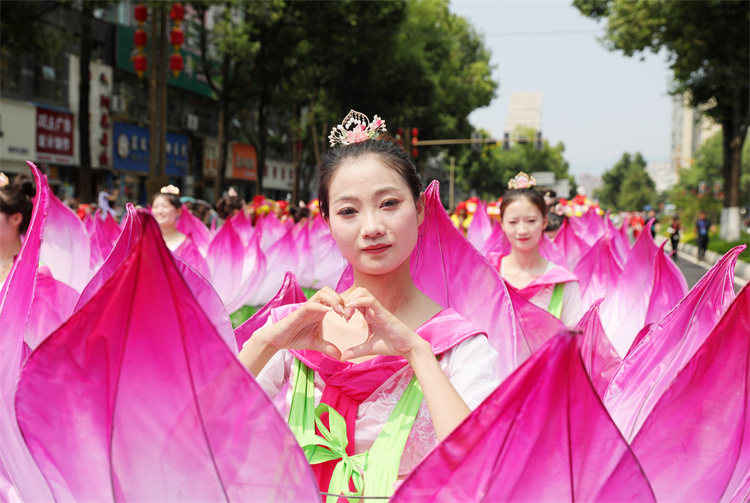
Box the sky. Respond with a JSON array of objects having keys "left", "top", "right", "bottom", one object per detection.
[{"left": 449, "top": 0, "right": 674, "bottom": 177}]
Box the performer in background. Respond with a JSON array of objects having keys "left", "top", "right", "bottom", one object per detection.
[
  {"left": 151, "top": 185, "right": 187, "bottom": 252},
  {"left": 238, "top": 110, "right": 500, "bottom": 500},
  {"left": 490, "top": 173, "right": 582, "bottom": 326},
  {"left": 0, "top": 172, "right": 34, "bottom": 286}
]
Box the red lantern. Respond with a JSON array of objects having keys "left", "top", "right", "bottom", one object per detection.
[
  {"left": 100, "top": 95, "right": 110, "bottom": 109},
  {"left": 100, "top": 114, "right": 109, "bottom": 128},
  {"left": 412, "top": 148, "right": 419, "bottom": 158},
  {"left": 170, "top": 3, "right": 184, "bottom": 22},
  {"left": 133, "top": 54, "right": 147, "bottom": 77},
  {"left": 100, "top": 131, "right": 109, "bottom": 147},
  {"left": 411, "top": 127, "right": 419, "bottom": 138},
  {"left": 134, "top": 29, "right": 147, "bottom": 48},
  {"left": 134, "top": 4, "right": 147, "bottom": 24},
  {"left": 99, "top": 152, "right": 109, "bottom": 166},
  {"left": 170, "top": 52, "right": 183, "bottom": 77},
  {"left": 170, "top": 27, "right": 184, "bottom": 49}
]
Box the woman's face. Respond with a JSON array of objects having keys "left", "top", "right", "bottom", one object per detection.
[
  {"left": 327, "top": 154, "right": 423, "bottom": 276},
  {"left": 152, "top": 196, "right": 180, "bottom": 227},
  {"left": 501, "top": 197, "right": 547, "bottom": 253}
]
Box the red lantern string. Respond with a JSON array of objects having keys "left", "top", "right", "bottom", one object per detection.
[
  {"left": 169, "top": 3, "right": 184, "bottom": 77},
  {"left": 133, "top": 4, "right": 148, "bottom": 77}
]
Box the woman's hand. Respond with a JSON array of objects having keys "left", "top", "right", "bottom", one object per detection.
[
  {"left": 255, "top": 286, "right": 345, "bottom": 359},
  {"left": 340, "top": 287, "right": 429, "bottom": 362}
]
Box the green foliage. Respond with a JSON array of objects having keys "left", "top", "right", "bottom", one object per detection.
[
  {"left": 668, "top": 131, "right": 750, "bottom": 227},
  {"left": 595, "top": 152, "right": 656, "bottom": 211},
  {"left": 229, "top": 305, "right": 259, "bottom": 329},
  {"left": 456, "top": 130, "right": 572, "bottom": 200}
]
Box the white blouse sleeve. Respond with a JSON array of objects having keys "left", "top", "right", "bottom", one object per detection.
[
  {"left": 443, "top": 335, "right": 502, "bottom": 409},
  {"left": 561, "top": 280, "right": 584, "bottom": 327},
  {"left": 243, "top": 316, "right": 291, "bottom": 400}
]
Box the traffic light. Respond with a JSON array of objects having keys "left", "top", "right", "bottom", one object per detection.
[
  {"left": 411, "top": 127, "right": 419, "bottom": 158},
  {"left": 503, "top": 132, "right": 510, "bottom": 151}
]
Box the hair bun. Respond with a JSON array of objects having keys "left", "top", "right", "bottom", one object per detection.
[{"left": 14, "top": 174, "right": 36, "bottom": 199}]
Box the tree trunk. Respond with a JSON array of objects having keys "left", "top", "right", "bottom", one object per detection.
[
  {"left": 255, "top": 86, "right": 269, "bottom": 196},
  {"left": 77, "top": 3, "right": 92, "bottom": 201},
  {"left": 147, "top": 6, "right": 168, "bottom": 200},
  {"left": 720, "top": 87, "right": 749, "bottom": 241}
]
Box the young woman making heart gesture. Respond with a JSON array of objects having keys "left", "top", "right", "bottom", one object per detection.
[{"left": 238, "top": 111, "right": 499, "bottom": 501}]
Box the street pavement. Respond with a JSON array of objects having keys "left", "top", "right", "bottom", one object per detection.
[{"left": 671, "top": 245, "right": 745, "bottom": 294}]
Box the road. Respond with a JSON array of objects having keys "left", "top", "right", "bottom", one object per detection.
[{"left": 671, "top": 248, "right": 744, "bottom": 294}]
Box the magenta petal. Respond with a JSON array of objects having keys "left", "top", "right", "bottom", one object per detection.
[
  {"left": 293, "top": 222, "right": 315, "bottom": 288},
  {"left": 260, "top": 227, "right": 299, "bottom": 303},
  {"left": 393, "top": 333, "right": 654, "bottom": 502},
  {"left": 26, "top": 268, "right": 79, "bottom": 350},
  {"left": 507, "top": 284, "right": 566, "bottom": 354},
  {"left": 604, "top": 246, "right": 745, "bottom": 441},
  {"left": 553, "top": 218, "right": 592, "bottom": 270},
  {"left": 229, "top": 210, "right": 255, "bottom": 247},
  {"left": 576, "top": 299, "right": 622, "bottom": 397},
  {"left": 75, "top": 204, "right": 141, "bottom": 312},
  {"left": 176, "top": 204, "right": 211, "bottom": 256},
  {"left": 573, "top": 234, "right": 623, "bottom": 311},
  {"left": 39, "top": 188, "right": 92, "bottom": 292},
  {"left": 174, "top": 235, "right": 211, "bottom": 280},
  {"left": 234, "top": 272, "right": 307, "bottom": 349},
  {"left": 310, "top": 216, "right": 347, "bottom": 288},
  {"left": 598, "top": 226, "right": 660, "bottom": 356},
  {"left": 0, "top": 162, "right": 55, "bottom": 500},
  {"left": 466, "top": 201, "right": 493, "bottom": 254},
  {"left": 15, "top": 213, "right": 318, "bottom": 501},
  {"left": 206, "top": 217, "right": 247, "bottom": 312},
  {"left": 630, "top": 282, "right": 750, "bottom": 501},
  {"left": 643, "top": 241, "right": 688, "bottom": 327}
]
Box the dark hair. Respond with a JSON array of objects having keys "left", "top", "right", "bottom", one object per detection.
[
  {"left": 214, "top": 195, "right": 244, "bottom": 219},
  {"left": 545, "top": 211, "right": 564, "bottom": 232},
  {"left": 500, "top": 188, "right": 548, "bottom": 220},
  {"left": 152, "top": 192, "right": 181, "bottom": 209},
  {"left": 318, "top": 137, "right": 422, "bottom": 219},
  {"left": 0, "top": 173, "right": 35, "bottom": 234}
]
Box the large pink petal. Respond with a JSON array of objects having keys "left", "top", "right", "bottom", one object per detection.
[
  {"left": 174, "top": 235, "right": 211, "bottom": 280},
  {"left": 39, "top": 189, "right": 92, "bottom": 292},
  {"left": 234, "top": 272, "right": 307, "bottom": 350},
  {"left": 176, "top": 204, "right": 211, "bottom": 256},
  {"left": 604, "top": 246, "right": 745, "bottom": 441},
  {"left": 630, "top": 282, "right": 750, "bottom": 501},
  {"left": 553, "top": 217, "right": 592, "bottom": 270},
  {"left": 393, "top": 333, "right": 654, "bottom": 502},
  {"left": 573, "top": 234, "right": 623, "bottom": 311},
  {"left": 26, "top": 267, "right": 79, "bottom": 350},
  {"left": 576, "top": 299, "right": 622, "bottom": 397},
  {"left": 15, "top": 213, "right": 318, "bottom": 501},
  {"left": 310, "top": 216, "right": 347, "bottom": 289},
  {"left": 294, "top": 221, "right": 316, "bottom": 289},
  {"left": 598, "top": 225, "right": 660, "bottom": 356},
  {"left": 0, "top": 162, "right": 54, "bottom": 500},
  {"left": 466, "top": 200, "right": 493, "bottom": 254},
  {"left": 206, "top": 217, "right": 247, "bottom": 312},
  {"left": 643, "top": 241, "right": 688, "bottom": 326}
]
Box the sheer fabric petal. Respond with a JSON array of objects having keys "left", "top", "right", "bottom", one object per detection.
[
  {"left": 15, "top": 213, "right": 319, "bottom": 501},
  {"left": 392, "top": 333, "right": 654, "bottom": 502}
]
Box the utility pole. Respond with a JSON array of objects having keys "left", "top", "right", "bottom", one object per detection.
[{"left": 146, "top": 5, "right": 168, "bottom": 200}]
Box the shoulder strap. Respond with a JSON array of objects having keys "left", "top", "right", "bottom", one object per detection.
[{"left": 547, "top": 282, "right": 565, "bottom": 319}]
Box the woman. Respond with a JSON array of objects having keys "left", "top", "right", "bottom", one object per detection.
[
  {"left": 669, "top": 215, "right": 681, "bottom": 257},
  {"left": 0, "top": 173, "right": 34, "bottom": 286},
  {"left": 151, "top": 186, "right": 187, "bottom": 252},
  {"left": 490, "top": 173, "right": 582, "bottom": 326},
  {"left": 238, "top": 111, "right": 499, "bottom": 499}
]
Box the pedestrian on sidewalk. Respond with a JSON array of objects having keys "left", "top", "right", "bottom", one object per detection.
[
  {"left": 669, "top": 215, "right": 681, "bottom": 259},
  {"left": 695, "top": 211, "right": 711, "bottom": 260}
]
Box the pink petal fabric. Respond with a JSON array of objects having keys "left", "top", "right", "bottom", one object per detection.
[
  {"left": 506, "top": 284, "right": 566, "bottom": 354},
  {"left": 567, "top": 209, "right": 603, "bottom": 246},
  {"left": 176, "top": 204, "right": 211, "bottom": 256},
  {"left": 598, "top": 225, "right": 660, "bottom": 356},
  {"left": 605, "top": 211, "right": 630, "bottom": 267},
  {"left": 309, "top": 215, "right": 347, "bottom": 289},
  {"left": 261, "top": 226, "right": 299, "bottom": 302},
  {"left": 206, "top": 217, "right": 251, "bottom": 313},
  {"left": 573, "top": 234, "right": 624, "bottom": 311},
  {"left": 0, "top": 162, "right": 55, "bottom": 500},
  {"left": 75, "top": 204, "right": 142, "bottom": 312},
  {"left": 604, "top": 245, "right": 745, "bottom": 441},
  {"left": 392, "top": 333, "right": 655, "bottom": 502},
  {"left": 553, "top": 217, "right": 592, "bottom": 270},
  {"left": 630, "top": 282, "right": 750, "bottom": 502},
  {"left": 576, "top": 299, "right": 622, "bottom": 398},
  {"left": 15, "top": 212, "right": 319, "bottom": 501},
  {"left": 229, "top": 210, "right": 254, "bottom": 247},
  {"left": 293, "top": 221, "right": 315, "bottom": 289},
  {"left": 174, "top": 234, "right": 211, "bottom": 280},
  {"left": 26, "top": 267, "right": 79, "bottom": 350},
  {"left": 39, "top": 188, "right": 92, "bottom": 292},
  {"left": 234, "top": 271, "right": 308, "bottom": 350},
  {"left": 466, "top": 200, "right": 494, "bottom": 255},
  {"left": 643, "top": 241, "right": 688, "bottom": 327}
]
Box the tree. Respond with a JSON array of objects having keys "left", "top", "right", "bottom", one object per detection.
[
  {"left": 595, "top": 152, "right": 655, "bottom": 211},
  {"left": 669, "top": 131, "right": 750, "bottom": 227},
  {"left": 456, "top": 129, "right": 573, "bottom": 200},
  {"left": 574, "top": 0, "right": 750, "bottom": 240}
]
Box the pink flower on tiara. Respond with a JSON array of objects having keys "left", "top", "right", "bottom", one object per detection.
[
  {"left": 0, "top": 173, "right": 9, "bottom": 188},
  {"left": 508, "top": 171, "right": 537, "bottom": 190},
  {"left": 329, "top": 110, "right": 387, "bottom": 147}
]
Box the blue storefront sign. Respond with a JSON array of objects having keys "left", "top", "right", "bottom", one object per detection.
[{"left": 113, "top": 122, "right": 188, "bottom": 177}]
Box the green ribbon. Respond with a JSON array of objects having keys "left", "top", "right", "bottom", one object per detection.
[{"left": 297, "top": 403, "right": 367, "bottom": 503}]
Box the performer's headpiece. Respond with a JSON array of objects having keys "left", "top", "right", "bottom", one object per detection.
[
  {"left": 160, "top": 185, "right": 180, "bottom": 195},
  {"left": 328, "top": 110, "right": 387, "bottom": 147},
  {"left": 507, "top": 172, "right": 537, "bottom": 190},
  {"left": 0, "top": 173, "right": 8, "bottom": 188}
]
